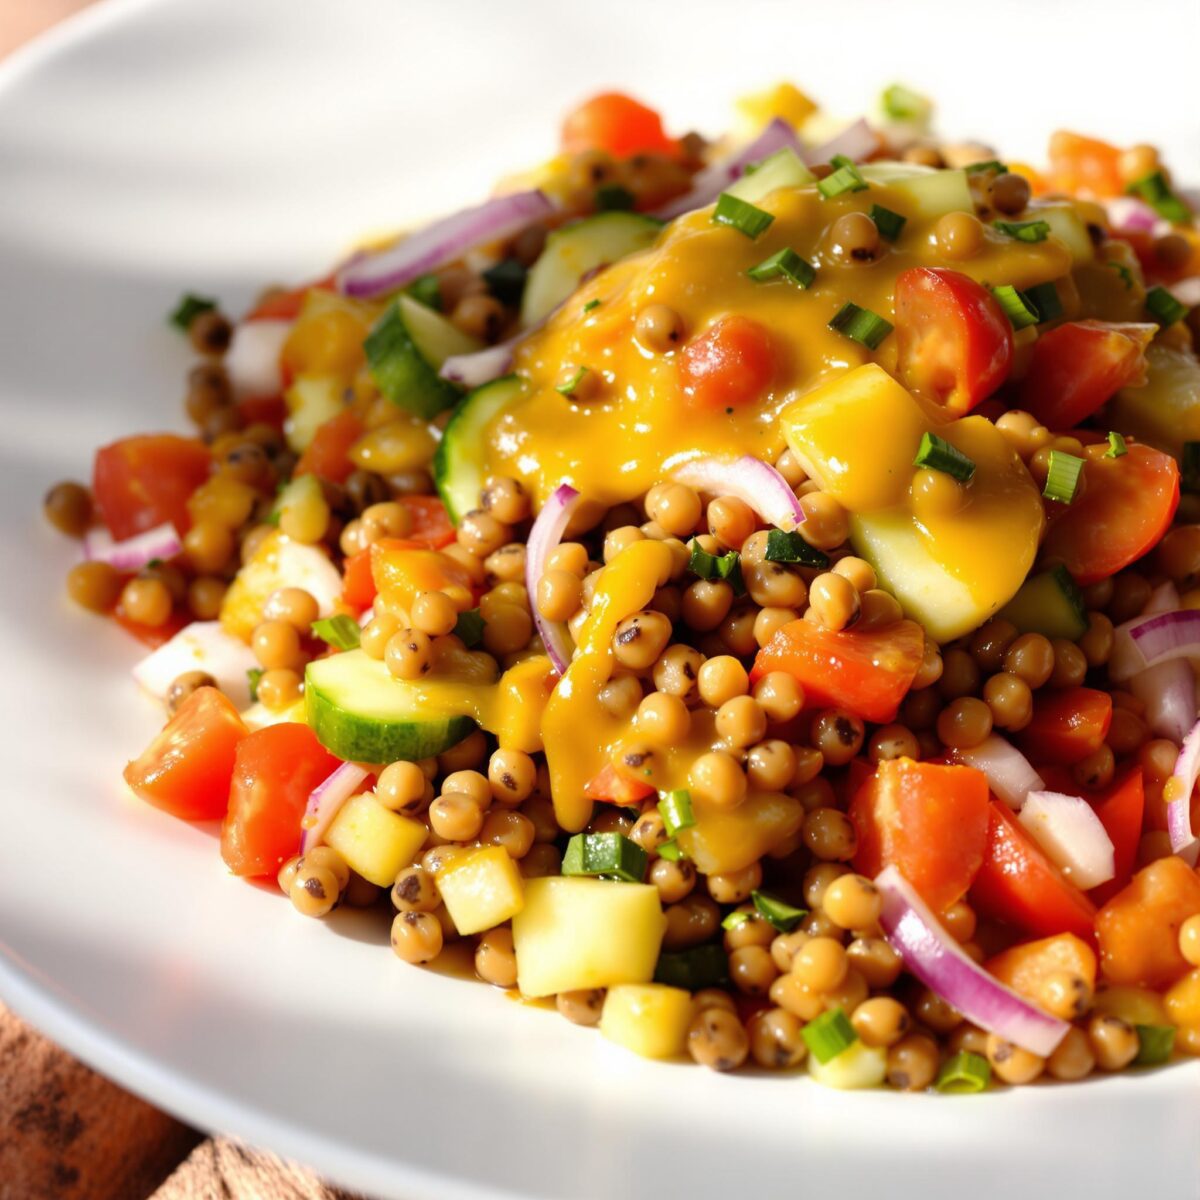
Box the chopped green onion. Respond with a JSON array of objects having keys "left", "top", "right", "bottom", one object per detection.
[
  {"left": 1022, "top": 281, "right": 1064, "bottom": 324},
  {"left": 935, "top": 1051, "right": 992, "bottom": 1093},
  {"left": 406, "top": 273, "right": 442, "bottom": 311},
  {"left": 881, "top": 84, "right": 931, "bottom": 124},
  {"left": 1182, "top": 443, "right": 1200, "bottom": 494},
  {"left": 763, "top": 528, "right": 830, "bottom": 569},
  {"left": 246, "top": 667, "right": 264, "bottom": 703},
  {"left": 801, "top": 1008, "right": 859, "bottom": 1064},
  {"left": 687, "top": 539, "right": 745, "bottom": 594},
  {"left": 562, "top": 832, "right": 648, "bottom": 883},
  {"left": 990, "top": 284, "right": 1041, "bottom": 330},
  {"left": 656, "top": 839, "right": 683, "bottom": 862},
  {"left": 913, "top": 431, "right": 976, "bottom": 483},
  {"left": 965, "top": 160, "right": 1009, "bottom": 176},
  {"left": 595, "top": 183, "right": 635, "bottom": 212},
  {"left": 1126, "top": 170, "right": 1191, "bottom": 224},
  {"left": 658, "top": 789, "right": 695, "bottom": 837},
  {"left": 828, "top": 301, "right": 893, "bottom": 350},
  {"left": 1134, "top": 1024, "right": 1176, "bottom": 1066},
  {"left": 869, "top": 204, "right": 907, "bottom": 242},
  {"left": 556, "top": 366, "right": 591, "bottom": 396},
  {"left": 751, "top": 890, "right": 807, "bottom": 932},
  {"left": 1042, "top": 450, "right": 1086, "bottom": 504},
  {"left": 481, "top": 257, "right": 527, "bottom": 305},
  {"left": 1146, "top": 285, "right": 1187, "bottom": 326},
  {"left": 654, "top": 942, "right": 730, "bottom": 989},
  {"left": 1107, "top": 260, "right": 1135, "bottom": 290},
  {"left": 712, "top": 193, "right": 775, "bottom": 239},
  {"left": 310, "top": 614, "right": 362, "bottom": 652},
  {"left": 582, "top": 298, "right": 601, "bottom": 313},
  {"left": 817, "top": 161, "right": 868, "bottom": 199},
  {"left": 453, "top": 607, "right": 485, "bottom": 648},
  {"left": 993, "top": 218, "right": 1051, "bottom": 243},
  {"left": 746, "top": 247, "right": 816, "bottom": 288},
  {"left": 1105, "top": 431, "right": 1128, "bottom": 459},
  {"left": 721, "top": 910, "right": 752, "bottom": 932},
  {"left": 169, "top": 292, "right": 216, "bottom": 331}
]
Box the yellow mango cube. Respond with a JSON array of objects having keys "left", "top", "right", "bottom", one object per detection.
[
  {"left": 808, "top": 1041, "right": 887, "bottom": 1090},
  {"left": 324, "top": 793, "right": 426, "bottom": 887},
  {"left": 435, "top": 846, "right": 524, "bottom": 936},
  {"left": 600, "top": 985, "right": 692, "bottom": 1060}
]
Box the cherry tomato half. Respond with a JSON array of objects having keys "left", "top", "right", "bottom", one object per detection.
[
  {"left": 560, "top": 92, "right": 677, "bottom": 159},
  {"left": 679, "top": 315, "right": 776, "bottom": 412},
  {"left": 93, "top": 434, "right": 212, "bottom": 540}
]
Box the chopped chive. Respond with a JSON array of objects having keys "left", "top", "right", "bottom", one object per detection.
[
  {"left": 746, "top": 247, "right": 816, "bottom": 288},
  {"left": 657, "top": 789, "right": 695, "bottom": 837},
  {"left": 936, "top": 1051, "right": 992, "bottom": 1093},
  {"left": 721, "top": 910, "right": 752, "bottom": 932},
  {"left": 595, "top": 183, "right": 635, "bottom": 212},
  {"left": 913, "top": 431, "right": 976, "bottom": 483},
  {"left": 817, "top": 161, "right": 868, "bottom": 199},
  {"left": 656, "top": 839, "right": 683, "bottom": 862},
  {"left": 1146, "top": 285, "right": 1187, "bottom": 326},
  {"left": 582, "top": 298, "right": 601, "bottom": 313},
  {"left": 993, "top": 218, "right": 1052, "bottom": 243},
  {"left": 802, "top": 1008, "right": 858, "bottom": 1064},
  {"left": 246, "top": 667, "right": 264, "bottom": 703},
  {"left": 965, "top": 160, "right": 1009, "bottom": 176},
  {"left": 1107, "top": 260, "right": 1135, "bottom": 290},
  {"left": 406, "top": 272, "right": 442, "bottom": 311},
  {"left": 168, "top": 292, "right": 216, "bottom": 331},
  {"left": 828, "top": 301, "right": 893, "bottom": 350},
  {"left": 1022, "top": 281, "right": 1063, "bottom": 324},
  {"left": 1042, "top": 450, "right": 1086, "bottom": 504},
  {"left": 654, "top": 942, "right": 730, "bottom": 989},
  {"left": 1134, "top": 1024, "right": 1176, "bottom": 1066},
  {"left": 310, "top": 614, "right": 362, "bottom": 652},
  {"left": 562, "top": 832, "right": 648, "bottom": 883},
  {"left": 481, "top": 257, "right": 526, "bottom": 305},
  {"left": 712, "top": 193, "right": 775, "bottom": 239},
  {"left": 764, "top": 528, "right": 830, "bottom": 569},
  {"left": 1182, "top": 442, "right": 1200, "bottom": 494},
  {"left": 1105, "top": 431, "right": 1128, "bottom": 459},
  {"left": 869, "top": 204, "right": 907, "bottom": 242},
  {"left": 990, "top": 284, "right": 1041, "bottom": 330},
  {"left": 453, "top": 607, "right": 485, "bottom": 648},
  {"left": 881, "top": 83, "right": 931, "bottom": 123},
  {"left": 750, "top": 890, "right": 807, "bottom": 932},
  {"left": 1126, "top": 170, "right": 1191, "bottom": 224},
  {"left": 556, "top": 366, "right": 590, "bottom": 396},
  {"left": 687, "top": 539, "right": 745, "bottom": 595}
]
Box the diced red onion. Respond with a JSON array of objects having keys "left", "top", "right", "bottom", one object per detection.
[
  {"left": 440, "top": 338, "right": 518, "bottom": 389},
  {"left": 806, "top": 117, "right": 881, "bottom": 166},
  {"left": 1123, "top": 582, "right": 1198, "bottom": 742},
  {"left": 654, "top": 118, "right": 803, "bottom": 220},
  {"left": 1103, "top": 196, "right": 1163, "bottom": 235},
  {"left": 949, "top": 735, "right": 1043, "bottom": 809},
  {"left": 525, "top": 484, "right": 582, "bottom": 675},
  {"left": 671, "top": 455, "right": 805, "bottom": 532},
  {"left": 300, "top": 761, "right": 371, "bottom": 854},
  {"left": 1168, "top": 719, "right": 1200, "bottom": 865},
  {"left": 1017, "top": 791, "right": 1115, "bottom": 889},
  {"left": 336, "top": 190, "right": 555, "bottom": 299},
  {"left": 875, "top": 865, "right": 1069, "bottom": 1057},
  {"left": 1109, "top": 609, "right": 1200, "bottom": 682},
  {"left": 132, "top": 620, "right": 259, "bottom": 708},
  {"left": 83, "top": 522, "right": 181, "bottom": 571},
  {"left": 1169, "top": 277, "right": 1200, "bottom": 307},
  {"left": 226, "top": 319, "right": 291, "bottom": 397}
]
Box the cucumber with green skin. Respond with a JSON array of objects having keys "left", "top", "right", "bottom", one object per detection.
[
  {"left": 365, "top": 294, "right": 483, "bottom": 420},
  {"left": 724, "top": 148, "right": 814, "bottom": 204},
  {"left": 305, "top": 649, "right": 477, "bottom": 763},
  {"left": 433, "top": 375, "right": 528, "bottom": 524},
  {"left": 999, "top": 564, "right": 1088, "bottom": 640}
]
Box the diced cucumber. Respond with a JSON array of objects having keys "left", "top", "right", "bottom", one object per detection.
[
  {"left": 1033, "top": 203, "right": 1094, "bottom": 267},
  {"left": 521, "top": 211, "right": 661, "bottom": 326},
  {"left": 366, "top": 294, "right": 483, "bottom": 419},
  {"left": 859, "top": 162, "right": 973, "bottom": 221},
  {"left": 725, "top": 147, "right": 815, "bottom": 204},
  {"left": 1108, "top": 344, "right": 1200, "bottom": 459},
  {"left": 433, "top": 375, "right": 528, "bottom": 523},
  {"left": 305, "top": 649, "right": 477, "bottom": 763},
  {"left": 999, "top": 565, "right": 1088, "bottom": 639}
]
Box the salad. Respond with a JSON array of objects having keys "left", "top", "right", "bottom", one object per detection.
[{"left": 42, "top": 83, "right": 1200, "bottom": 1090}]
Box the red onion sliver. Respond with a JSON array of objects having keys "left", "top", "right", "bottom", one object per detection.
[
  {"left": 300, "top": 761, "right": 371, "bottom": 854},
  {"left": 671, "top": 455, "right": 805, "bottom": 531},
  {"left": 875, "top": 865, "right": 1069, "bottom": 1057},
  {"left": 806, "top": 117, "right": 881, "bottom": 167},
  {"left": 1017, "top": 791, "right": 1115, "bottom": 889},
  {"left": 1109, "top": 609, "right": 1200, "bottom": 682},
  {"left": 1169, "top": 277, "right": 1200, "bottom": 308},
  {"left": 1103, "top": 196, "right": 1162, "bottom": 234},
  {"left": 440, "top": 339, "right": 518, "bottom": 389},
  {"left": 525, "top": 484, "right": 582, "bottom": 675},
  {"left": 1168, "top": 719, "right": 1200, "bottom": 865},
  {"left": 949, "top": 735, "right": 1043, "bottom": 809},
  {"left": 226, "top": 319, "right": 291, "bottom": 398},
  {"left": 337, "top": 190, "right": 555, "bottom": 299},
  {"left": 1133, "top": 660, "right": 1196, "bottom": 744},
  {"left": 83, "top": 522, "right": 182, "bottom": 572}
]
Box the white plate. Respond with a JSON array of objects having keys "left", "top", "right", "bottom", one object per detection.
[{"left": 1, "top": 1, "right": 1198, "bottom": 1197}]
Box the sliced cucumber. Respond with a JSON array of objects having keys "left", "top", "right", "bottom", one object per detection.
[
  {"left": 725, "top": 147, "right": 815, "bottom": 204},
  {"left": 306, "top": 649, "right": 477, "bottom": 763},
  {"left": 433, "top": 375, "right": 528, "bottom": 523},
  {"left": 1032, "top": 202, "right": 1094, "bottom": 267},
  {"left": 365, "top": 294, "right": 483, "bottom": 420},
  {"left": 521, "top": 212, "right": 661, "bottom": 326},
  {"left": 999, "top": 565, "right": 1088, "bottom": 640},
  {"left": 859, "top": 162, "right": 973, "bottom": 221}
]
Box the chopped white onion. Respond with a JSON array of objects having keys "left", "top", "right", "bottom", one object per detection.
[
  {"left": 226, "top": 319, "right": 291, "bottom": 397},
  {"left": 671, "top": 455, "right": 805, "bottom": 531},
  {"left": 950, "top": 735, "right": 1044, "bottom": 809},
  {"left": 83, "top": 522, "right": 181, "bottom": 572},
  {"left": 1017, "top": 791, "right": 1116, "bottom": 889},
  {"left": 440, "top": 338, "right": 518, "bottom": 389},
  {"left": 806, "top": 118, "right": 881, "bottom": 166},
  {"left": 132, "top": 621, "right": 259, "bottom": 708}
]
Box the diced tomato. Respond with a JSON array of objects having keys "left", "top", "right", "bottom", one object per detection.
[
  {"left": 123, "top": 687, "right": 247, "bottom": 821},
  {"left": 560, "top": 92, "right": 677, "bottom": 159},
  {"left": 849, "top": 758, "right": 990, "bottom": 912},
  {"left": 1040, "top": 442, "right": 1179, "bottom": 585},
  {"left": 970, "top": 799, "right": 1098, "bottom": 939},
  {"left": 113, "top": 609, "right": 189, "bottom": 649},
  {"left": 751, "top": 618, "right": 924, "bottom": 724},
  {"left": 679, "top": 315, "right": 777, "bottom": 411},
  {"left": 1046, "top": 131, "right": 1124, "bottom": 198},
  {"left": 1016, "top": 687, "right": 1112, "bottom": 766},
  {"left": 341, "top": 547, "right": 376, "bottom": 611},
  {"left": 220, "top": 723, "right": 341, "bottom": 877},
  {"left": 1113, "top": 228, "right": 1200, "bottom": 284},
  {"left": 893, "top": 267, "right": 1013, "bottom": 415},
  {"left": 583, "top": 762, "right": 656, "bottom": 806},
  {"left": 93, "top": 434, "right": 212, "bottom": 540},
  {"left": 1020, "top": 321, "right": 1154, "bottom": 430},
  {"left": 370, "top": 540, "right": 477, "bottom": 613},
  {"left": 294, "top": 410, "right": 365, "bottom": 485},
  {"left": 236, "top": 393, "right": 287, "bottom": 431},
  {"left": 1088, "top": 769, "right": 1145, "bottom": 905},
  {"left": 244, "top": 274, "right": 337, "bottom": 322},
  {"left": 402, "top": 495, "right": 456, "bottom": 549}
]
